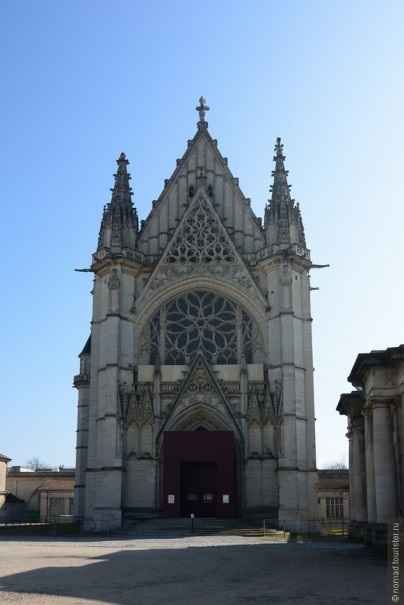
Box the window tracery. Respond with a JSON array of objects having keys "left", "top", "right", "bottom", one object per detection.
[
  {"left": 165, "top": 195, "right": 235, "bottom": 264},
  {"left": 141, "top": 291, "right": 262, "bottom": 365}
]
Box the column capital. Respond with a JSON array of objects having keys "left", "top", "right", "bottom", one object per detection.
[
  {"left": 362, "top": 402, "right": 372, "bottom": 419},
  {"left": 346, "top": 428, "right": 354, "bottom": 440},
  {"left": 350, "top": 416, "right": 365, "bottom": 433},
  {"left": 369, "top": 397, "right": 397, "bottom": 410}
]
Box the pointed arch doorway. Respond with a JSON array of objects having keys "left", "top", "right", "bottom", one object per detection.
[{"left": 162, "top": 431, "right": 236, "bottom": 518}]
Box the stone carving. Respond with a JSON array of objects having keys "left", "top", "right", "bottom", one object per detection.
[
  {"left": 271, "top": 378, "right": 283, "bottom": 419},
  {"left": 165, "top": 194, "right": 235, "bottom": 264},
  {"left": 117, "top": 383, "right": 154, "bottom": 428},
  {"left": 136, "top": 388, "right": 154, "bottom": 426},
  {"left": 144, "top": 191, "right": 256, "bottom": 294},
  {"left": 246, "top": 384, "right": 273, "bottom": 426},
  {"left": 247, "top": 388, "right": 262, "bottom": 425},
  {"left": 107, "top": 269, "right": 120, "bottom": 290},
  {"left": 130, "top": 290, "right": 137, "bottom": 313},
  {"left": 195, "top": 96, "right": 209, "bottom": 122},
  {"left": 270, "top": 378, "right": 283, "bottom": 455},
  {"left": 280, "top": 262, "right": 292, "bottom": 287},
  {"left": 154, "top": 354, "right": 244, "bottom": 437},
  {"left": 187, "top": 363, "right": 214, "bottom": 393},
  {"left": 111, "top": 221, "right": 123, "bottom": 247},
  {"left": 117, "top": 382, "right": 130, "bottom": 427},
  {"left": 149, "top": 262, "right": 252, "bottom": 292}
]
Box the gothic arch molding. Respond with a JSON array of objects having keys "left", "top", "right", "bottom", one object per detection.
[
  {"left": 171, "top": 404, "right": 233, "bottom": 431},
  {"left": 155, "top": 401, "right": 244, "bottom": 456}
]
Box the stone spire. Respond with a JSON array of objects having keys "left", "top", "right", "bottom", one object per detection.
[
  {"left": 264, "top": 138, "right": 306, "bottom": 248},
  {"left": 97, "top": 153, "right": 138, "bottom": 253}
]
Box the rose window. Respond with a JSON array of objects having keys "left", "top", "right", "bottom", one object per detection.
[{"left": 142, "top": 291, "right": 260, "bottom": 365}]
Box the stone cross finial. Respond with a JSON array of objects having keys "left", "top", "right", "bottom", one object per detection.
[
  {"left": 196, "top": 96, "right": 209, "bottom": 122},
  {"left": 274, "top": 137, "right": 284, "bottom": 157}
]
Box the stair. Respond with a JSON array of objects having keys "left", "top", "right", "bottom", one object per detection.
[{"left": 120, "top": 517, "right": 286, "bottom": 538}]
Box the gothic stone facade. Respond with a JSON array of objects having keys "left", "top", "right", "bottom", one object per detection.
[
  {"left": 74, "top": 99, "right": 318, "bottom": 532},
  {"left": 338, "top": 345, "right": 404, "bottom": 552}
]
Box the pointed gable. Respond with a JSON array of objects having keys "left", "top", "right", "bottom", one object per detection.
[
  {"left": 157, "top": 354, "right": 244, "bottom": 443},
  {"left": 136, "top": 112, "right": 265, "bottom": 259},
  {"left": 164, "top": 187, "right": 236, "bottom": 264},
  {"left": 133, "top": 184, "right": 270, "bottom": 316},
  {"left": 140, "top": 185, "right": 262, "bottom": 300}
]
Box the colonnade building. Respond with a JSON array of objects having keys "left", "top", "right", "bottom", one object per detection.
[{"left": 338, "top": 345, "right": 404, "bottom": 550}]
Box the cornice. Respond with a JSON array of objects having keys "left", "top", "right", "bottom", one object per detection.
[
  {"left": 247, "top": 244, "right": 311, "bottom": 269},
  {"left": 348, "top": 344, "right": 404, "bottom": 387},
  {"left": 91, "top": 252, "right": 150, "bottom": 277}
]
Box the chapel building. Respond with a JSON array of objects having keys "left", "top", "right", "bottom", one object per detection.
[{"left": 74, "top": 99, "right": 319, "bottom": 532}]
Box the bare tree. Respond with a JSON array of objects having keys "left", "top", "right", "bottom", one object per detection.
[
  {"left": 323, "top": 457, "right": 347, "bottom": 470},
  {"left": 26, "top": 456, "right": 49, "bottom": 470}
]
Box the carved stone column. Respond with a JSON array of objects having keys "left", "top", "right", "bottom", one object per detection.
[
  {"left": 351, "top": 417, "right": 366, "bottom": 522},
  {"left": 363, "top": 406, "right": 376, "bottom": 523},
  {"left": 153, "top": 359, "right": 161, "bottom": 417},
  {"left": 337, "top": 391, "right": 366, "bottom": 538},
  {"left": 347, "top": 425, "right": 356, "bottom": 522},
  {"left": 372, "top": 399, "right": 397, "bottom": 523}
]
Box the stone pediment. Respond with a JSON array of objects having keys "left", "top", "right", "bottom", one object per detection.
[{"left": 157, "top": 354, "right": 243, "bottom": 442}]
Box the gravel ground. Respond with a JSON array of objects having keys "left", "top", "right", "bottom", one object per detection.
[{"left": 0, "top": 535, "right": 388, "bottom": 604}]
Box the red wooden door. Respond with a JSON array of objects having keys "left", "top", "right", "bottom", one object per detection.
[{"left": 180, "top": 461, "right": 217, "bottom": 517}]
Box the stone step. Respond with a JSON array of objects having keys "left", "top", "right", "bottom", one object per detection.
[{"left": 119, "top": 517, "right": 285, "bottom": 538}]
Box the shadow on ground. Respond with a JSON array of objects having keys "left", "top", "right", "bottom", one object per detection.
[{"left": 0, "top": 539, "right": 386, "bottom": 604}]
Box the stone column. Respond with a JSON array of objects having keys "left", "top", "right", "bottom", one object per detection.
[
  {"left": 347, "top": 426, "right": 356, "bottom": 522},
  {"left": 153, "top": 361, "right": 161, "bottom": 418},
  {"left": 372, "top": 400, "right": 397, "bottom": 523},
  {"left": 363, "top": 407, "right": 376, "bottom": 523},
  {"left": 351, "top": 418, "right": 366, "bottom": 522},
  {"left": 336, "top": 391, "right": 365, "bottom": 537},
  {"left": 240, "top": 357, "right": 248, "bottom": 456}
]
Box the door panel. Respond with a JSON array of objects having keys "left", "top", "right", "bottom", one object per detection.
[
  {"left": 180, "top": 461, "right": 217, "bottom": 517},
  {"left": 163, "top": 431, "right": 235, "bottom": 518}
]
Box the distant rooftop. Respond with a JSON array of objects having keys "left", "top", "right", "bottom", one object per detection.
[
  {"left": 38, "top": 478, "right": 75, "bottom": 491},
  {"left": 8, "top": 466, "right": 75, "bottom": 475}
]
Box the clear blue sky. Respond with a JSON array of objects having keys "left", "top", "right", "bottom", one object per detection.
[{"left": 1, "top": 0, "right": 403, "bottom": 468}]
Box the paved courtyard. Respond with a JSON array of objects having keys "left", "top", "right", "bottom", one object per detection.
[{"left": 0, "top": 535, "right": 388, "bottom": 604}]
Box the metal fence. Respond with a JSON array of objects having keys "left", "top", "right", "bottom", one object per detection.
[
  {"left": 0, "top": 517, "right": 83, "bottom": 536},
  {"left": 320, "top": 517, "right": 349, "bottom": 536}
]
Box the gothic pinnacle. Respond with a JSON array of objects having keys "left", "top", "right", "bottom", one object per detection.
[
  {"left": 265, "top": 138, "right": 306, "bottom": 247},
  {"left": 110, "top": 152, "right": 133, "bottom": 205},
  {"left": 270, "top": 137, "right": 291, "bottom": 203},
  {"left": 96, "top": 153, "right": 138, "bottom": 253}
]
